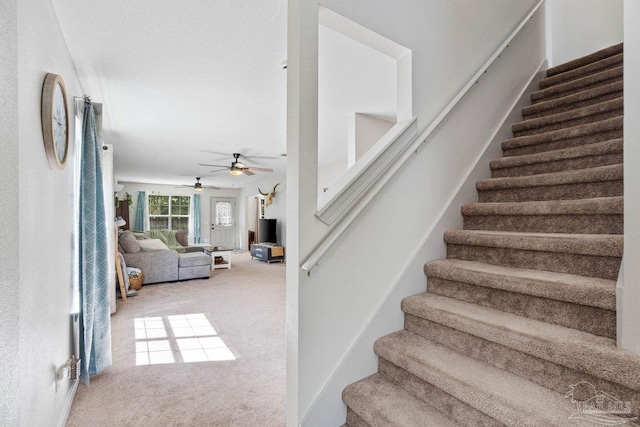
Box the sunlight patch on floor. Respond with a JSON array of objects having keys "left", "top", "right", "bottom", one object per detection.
[{"left": 134, "top": 313, "right": 236, "bottom": 366}]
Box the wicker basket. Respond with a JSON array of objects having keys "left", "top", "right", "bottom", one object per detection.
[{"left": 129, "top": 273, "right": 143, "bottom": 290}]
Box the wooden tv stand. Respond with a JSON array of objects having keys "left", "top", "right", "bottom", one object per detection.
[{"left": 250, "top": 244, "right": 285, "bottom": 263}]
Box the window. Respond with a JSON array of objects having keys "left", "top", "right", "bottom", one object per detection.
[
  {"left": 215, "top": 200, "right": 233, "bottom": 226},
  {"left": 148, "top": 195, "right": 190, "bottom": 230}
]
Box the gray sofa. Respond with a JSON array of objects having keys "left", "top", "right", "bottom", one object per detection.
[{"left": 118, "top": 230, "right": 211, "bottom": 284}]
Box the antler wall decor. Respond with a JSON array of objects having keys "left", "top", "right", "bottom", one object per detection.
[{"left": 259, "top": 183, "right": 280, "bottom": 206}]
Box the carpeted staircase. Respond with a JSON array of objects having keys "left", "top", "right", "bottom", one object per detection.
[{"left": 342, "top": 44, "right": 639, "bottom": 426}]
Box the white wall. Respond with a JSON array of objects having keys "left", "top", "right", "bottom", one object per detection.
[
  {"left": 621, "top": 0, "right": 640, "bottom": 356},
  {"left": 288, "top": 0, "right": 543, "bottom": 425},
  {"left": 6, "top": 0, "right": 86, "bottom": 425},
  {"left": 546, "top": 0, "right": 623, "bottom": 66},
  {"left": 317, "top": 161, "right": 347, "bottom": 194},
  {"left": 287, "top": 1, "right": 320, "bottom": 423},
  {"left": 0, "top": 1, "right": 19, "bottom": 424},
  {"left": 347, "top": 113, "right": 395, "bottom": 167},
  {"left": 119, "top": 182, "right": 240, "bottom": 245},
  {"left": 238, "top": 176, "right": 287, "bottom": 250}
]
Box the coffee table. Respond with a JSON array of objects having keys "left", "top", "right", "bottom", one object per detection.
[{"left": 205, "top": 246, "right": 232, "bottom": 270}]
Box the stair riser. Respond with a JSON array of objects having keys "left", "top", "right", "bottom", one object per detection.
[
  {"left": 426, "top": 277, "right": 616, "bottom": 337},
  {"left": 346, "top": 409, "right": 370, "bottom": 427},
  {"left": 513, "top": 108, "right": 622, "bottom": 138},
  {"left": 503, "top": 129, "right": 622, "bottom": 157},
  {"left": 446, "top": 244, "right": 621, "bottom": 279},
  {"left": 539, "top": 54, "right": 623, "bottom": 89},
  {"left": 522, "top": 88, "right": 623, "bottom": 120},
  {"left": 477, "top": 180, "right": 623, "bottom": 203},
  {"left": 531, "top": 74, "right": 622, "bottom": 104},
  {"left": 378, "top": 359, "right": 506, "bottom": 427},
  {"left": 547, "top": 44, "right": 623, "bottom": 77},
  {"left": 403, "top": 315, "right": 640, "bottom": 417},
  {"left": 492, "top": 152, "right": 623, "bottom": 177},
  {"left": 463, "top": 214, "right": 623, "bottom": 235}
]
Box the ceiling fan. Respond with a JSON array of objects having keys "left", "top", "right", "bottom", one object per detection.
[
  {"left": 199, "top": 153, "right": 273, "bottom": 176},
  {"left": 175, "top": 177, "right": 220, "bottom": 192}
]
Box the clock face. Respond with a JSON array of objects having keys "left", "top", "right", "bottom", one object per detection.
[
  {"left": 53, "top": 82, "right": 68, "bottom": 162},
  {"left": 41, "top": 73, "right": 69, "bottom": 169}
]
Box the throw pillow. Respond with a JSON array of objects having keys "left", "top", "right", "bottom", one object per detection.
[
  {"left": 119, "top": 233, "right": 141, "bottom": 253},
  {"left": 138, "top": 238, "right": 170, "bottom": 251},
  {"left": 175, "top": 229, "right": 189, "bottom": 247}
]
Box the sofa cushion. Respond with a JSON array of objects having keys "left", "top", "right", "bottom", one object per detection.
[
  {"left": 119, "top": 232, "right": 141, "bottom": 253},
  {"left": 122, "top": 249, "right": 179, "bottom": 284},
  {"left": 138, "top": 239, "right": 170, "bottom": 251},
  {"left": 178, "top": 252, "right": 211, "bottom": 268}
]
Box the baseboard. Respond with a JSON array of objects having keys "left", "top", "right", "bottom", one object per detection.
[{"left": 57, "top": 378, "right": 79, "bottom": 427}]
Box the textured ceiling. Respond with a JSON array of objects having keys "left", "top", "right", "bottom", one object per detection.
[{"left": 51, "top": 1, "right": 396, "bottom": 188}]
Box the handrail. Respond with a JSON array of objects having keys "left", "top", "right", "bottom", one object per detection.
[
  {"left": 315, "top": 118, "right": 418, "bottom": 225},
  {"left": 301, "top": 0, "right": 545, "bottom": 275},
  {"left": 411, "top": 0, "right": 545, "bottom": 149}
]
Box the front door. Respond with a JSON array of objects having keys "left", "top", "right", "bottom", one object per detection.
[{"left": 210, "top": 198, "right": 236, "bottom": 249}]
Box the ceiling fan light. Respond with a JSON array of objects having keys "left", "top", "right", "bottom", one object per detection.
[
  {"left": 230, "top": 169, "right": 243, "bottom": 176},
  {"left": 194, "top": 186, "right": 203, "bottom": 192}
]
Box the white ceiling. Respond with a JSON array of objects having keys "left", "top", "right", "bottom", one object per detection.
[{"left": 51, "top": 1, "right": 397, "bottom": 188}]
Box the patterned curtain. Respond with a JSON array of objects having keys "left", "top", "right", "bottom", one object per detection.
[
  {"left": 135, "top": 191, "right": 145, "bottom": 231},
  {"left": 79, "top": 100, "right": 112, "bottom": 384},
  {"left": 193, "top": 193, "right": 201, "bottom": 244}
]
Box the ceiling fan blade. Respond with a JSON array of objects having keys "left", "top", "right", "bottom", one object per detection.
[
  {"left": 203, "top": 185, "right": 222, "bottom": 190},
  {"left": 246, "top": 167, "right": 273, "bottom": 172},
  {"left": 209, "top": 168, "right": 229, "bottom": 173},
  {"left": 242, "top": 169, "right": 255, "bottom": 176},
  {"left": 198, "top": 163, "right": 229, "bottom": 168},
  {"left": 201, "top": 150, "right": 233, "bottom": 158},
  {"left": 241, "top": 154, "right": 280, "bottom": 163}
]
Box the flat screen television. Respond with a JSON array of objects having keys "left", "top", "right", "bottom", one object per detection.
[{"left": 258, "top": 218, "right": 277, "bottom": 244}]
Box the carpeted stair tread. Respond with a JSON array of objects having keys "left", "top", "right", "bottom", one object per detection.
[
  {"left": 490, "top": 139, "right": 623, "bottom": 177},
  {"left": 476, "top": 164, "right": 623, "bottom": 203},
  {"left": 444, "top": 229, "right": 622, "bottom": 257},
  {"left": 400, "top": 294, "right": 640, "bottom": 391},
  {"left": 531, "top": 66, "right": 622, "bottom": 104},
  {"left": 512, "top": 97, "right": 622, "bottom": 137},
  {"left": 462, "top": 196, "right": 622, "bottom": 217},
  {"left": 424, "top": 259, "right": 615, "bottom": 310},
  {"left": 477, "top": 163, "right": 622, "bottom": 189},
  {"left": 462, "top": 197, "right": 623, "bottom": 234},
  {"left": 502, "top": 116, "right": 622, "bottom": 156},
  {"left": 522, "top": 80, "right": 623, "bottom": 120},
  {"left": 342, "top": 373, "right": 461, "bottom": 427},
  {"left": 546, "top": 43, "right": 623, "bottom": 77},
  {"left": 374, "top": 330, "right": 593, "bottom": 426},
  {"left": 540, "top": 53, "right": 623, "bottom": 89}
]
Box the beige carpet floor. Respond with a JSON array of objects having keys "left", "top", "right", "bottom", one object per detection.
[{"left": 66, "top": 252, "right": 285, "bottom": 427}]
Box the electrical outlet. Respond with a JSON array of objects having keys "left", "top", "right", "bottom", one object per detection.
[{"left": 54, "top": 364, "right": 67, "bottom": 393}]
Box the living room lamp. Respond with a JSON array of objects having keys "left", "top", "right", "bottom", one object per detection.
[{"left": 115, "top": 216, "right": 126, "bottom": 228}]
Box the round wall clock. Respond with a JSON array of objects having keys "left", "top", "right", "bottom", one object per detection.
[{"left": 41, "top": 73, "right": 69, "bottom": 169}]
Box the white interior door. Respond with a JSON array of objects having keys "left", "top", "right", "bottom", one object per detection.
[{"left": 210, "top": 198, "right": 237, "bottom": 249}]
